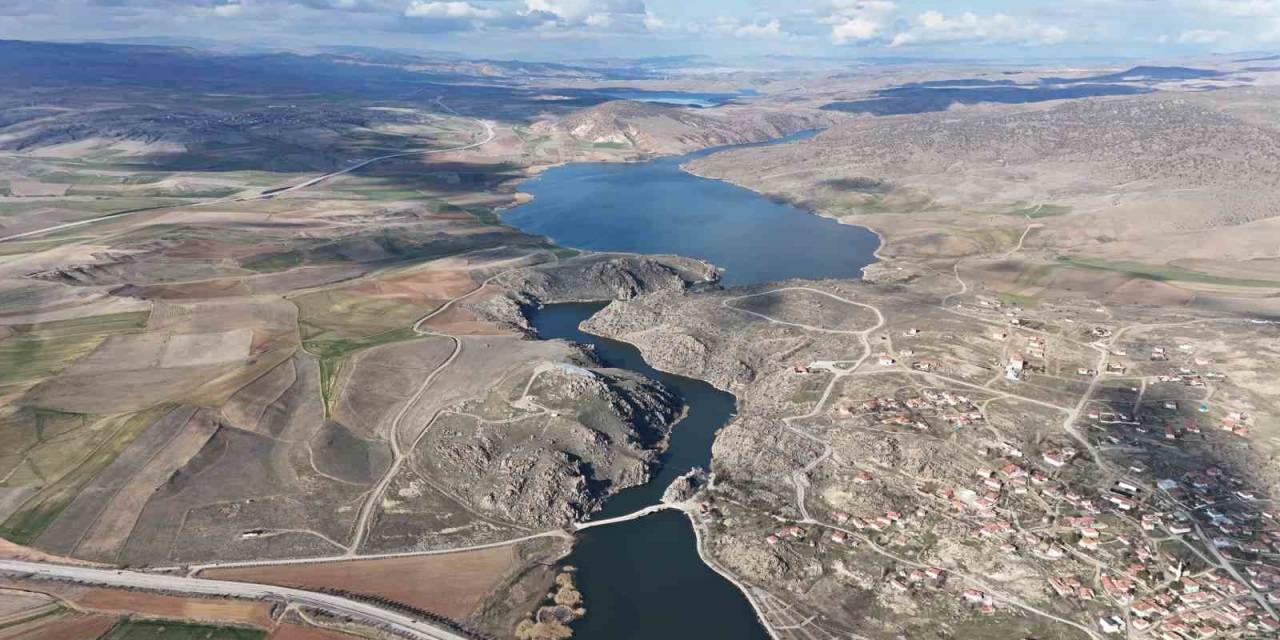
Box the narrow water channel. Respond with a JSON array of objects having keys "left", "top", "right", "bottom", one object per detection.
[
  {"left": 507, "top": 131, "right": 880, "bottom": 639},
  {"left": 527, "top": 303, "right": 765, "bottom": 640}
]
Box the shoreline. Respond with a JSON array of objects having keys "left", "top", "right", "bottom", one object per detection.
[{"left": 678, "top": 162, "right": 889, "bottom": 267}]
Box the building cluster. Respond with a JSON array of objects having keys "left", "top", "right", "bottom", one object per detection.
[
  {"left": 777, "top": 302, "right": 1278, "bottom": 637},
  {"left": 848, "top": 389, "right": 985, "bottom": 432},
  {"left": 879, "top": 402, "right": 1275, "bottom": 637}
]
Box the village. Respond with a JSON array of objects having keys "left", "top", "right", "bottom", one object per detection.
[{"left": 706, "top": 291, "right": 1280, "bottom": 640}]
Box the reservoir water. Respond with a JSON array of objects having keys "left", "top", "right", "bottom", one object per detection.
[
  {"left": 505, "top": 131, "right": 880, "bottom": 287},
  {"left": 528, "top": 302, "right": 765, "bottom": 640},
  {"left": 509, "top": 132, "right": 879, "bottom": 639}
]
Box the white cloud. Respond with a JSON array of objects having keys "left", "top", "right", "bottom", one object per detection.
[
  {"left": 525, "top": 0, "right": 646, "bottom": 21},
  {"left": 831, "top": 17, "right": 879, "bottom": 43},
  {"left": 404, "top": 1, "right": 498, "bottom": 19},
  {"left": 826, "top": 0, "right": 896, "bottom": 44},
  {"left": 734, "top": 19, "right": 781, "bottom": 38},
  {"left": 1194, "top": 0, "right": 1280, "bottom": 17},
  {"left": 526, "top": 0, "right": 594, "bottom": 20},
  {"left": 1178, "top": 28, "right": 1231, "bottom": 43},
  {"left": 213, "top": 2, "right": 245, "bottom": 17},
  {"left": 1177, "top": 1, "right": 1280, "bottom": 42},
  {"left": 889, "top": 11, "right": 1068, "bottom": 47},
  {"left": 831, "top": 0, "right": 897, "bottom": 13},
  {"left": 584, "top": 13, "right": 612, "bottom": 27}
]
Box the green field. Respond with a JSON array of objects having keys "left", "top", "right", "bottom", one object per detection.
[
  {"left": 304, "top": 326, "right": 419, "bottom": 360},
  {"left": 996, "top": 291, "right": 1040, "bottom": 309},
  {"left": 307, "top": 326, "right": 419, "bottom": 416},
  {"left": 1057, "top": 256, "right": 1280, "bottom": 288},
  {"left": 0, "top": 406, "right": 168, "bottom": 544},
  {"left": 0, "top": 311, "right": 150, "bottom": 389},
  {"left": 294, "top": 289, "right": 426, "bottom": 413},
  {"left": 102, "top": 619, "right": 266, "bottom": 640},
  {"left": 826, "top": 187, "right": 936, "bottom": 216},
  {"left": 1008, "top": 203, "right": 1072, "bottom": 218},
  {"left": 240, "top": 250, "right": 306, "bottom": 273}
]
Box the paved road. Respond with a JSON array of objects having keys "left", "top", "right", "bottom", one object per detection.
[
  {"left": 0, "top": 114, "right": 495, "bottom": 244},
  {"left": 0, "top": 559, "right": 473, "bottom": 640}
]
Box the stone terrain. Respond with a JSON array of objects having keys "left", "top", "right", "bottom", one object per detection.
[
  {"left": 579, "top": 270, "right": 1280, "bottom": 639},
  {"left": 540, "top": 99, "right": 835, "bottom": 155}
]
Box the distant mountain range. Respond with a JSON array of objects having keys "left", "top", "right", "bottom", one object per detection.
[{"left": 0, "top": 39, "right": 658, "bottom": 98}]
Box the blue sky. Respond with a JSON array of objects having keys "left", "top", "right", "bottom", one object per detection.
[{"left": 2, "top": 1, "right": 1277, "bottom": 61}]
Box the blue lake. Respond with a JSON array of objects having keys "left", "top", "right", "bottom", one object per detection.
[
  {"left": 599, "top": 89, "right": 757, "bottom": 107},
  {"left": 504, "top": 131, "right": 880, "bottom": 287}
]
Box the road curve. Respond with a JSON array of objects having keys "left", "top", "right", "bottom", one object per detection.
[{"left": 0, "top": 559, "right": 474, "bottom": 640}]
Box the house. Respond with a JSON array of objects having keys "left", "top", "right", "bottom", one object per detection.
[
  {"left": 1141, "top": 514, "right": 1160, "bottom": 531},
  {"left": 1130, "top": 600, "right": 1164, "bottom": 618},
  {"left": 1108, "top": 495, "right": 1137, "bottom": 511},
  {"left": 1043, "top": 450, "right": 1070, "bottom": 467},
  {"left": 1098, "top": 616, "right": 1125, "bottom": 634},
  {"left": 829, "top": 531, "right": 847, "bottom": 544},
  {"left": 980, "top": 520, "right": 1011, "bottom": 537},
  {"left": 999, "top": 463, "right": 1027, "bottom": 479},
  {"left": 1006, "top": 355, "right": 1026, "bottom": 381},
  {"left": 1049, "top": 577, "right": 1074, "bottom": 598}
]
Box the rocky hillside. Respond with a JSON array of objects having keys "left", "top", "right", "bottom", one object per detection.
[
  {"left": 541, "top": 100, "right": 834, "bottom": 155},
  {"left": 420, "top": 363, "right": 681, "bottom": 528}
]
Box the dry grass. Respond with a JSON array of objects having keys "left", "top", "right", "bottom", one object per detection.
[
  {"left": 202, "top": 546, "right": 518, "bottom": 620},
  {"left": 74, "top": 590, "right": 274, "bottom": 629},
  {"left": 0, "top": 612, "right": 119, "bottom": 640}
]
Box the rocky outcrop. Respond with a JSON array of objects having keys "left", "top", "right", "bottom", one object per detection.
[
  {"left": 506, "top": 254, "right": 713, "bottom": 303},
  {"left": 540, "top": 100, "right": 835, "bottom": 155},
  {"left": 424, "top": 365, "right": 681, "bottom": 529},
  {"left": 468, "top": 254, "right": 713, "bottom": 334},
  {"left": 662, "top": 467, "right": 709, "bottom": 503}
]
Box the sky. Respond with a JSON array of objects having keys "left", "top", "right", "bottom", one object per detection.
[{"left": 3, "top": 1, "right": 1279, "bottom": 61}]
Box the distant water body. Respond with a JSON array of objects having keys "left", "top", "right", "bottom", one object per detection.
[
  {"left": 600, "top": 88, "right": 759, "bottom": 108},
  {"left": 509, "top": 132, "right": 879, "bottom": 640},
  {"left": 505, "top": 130, "right": 880, "bottom": 287}
]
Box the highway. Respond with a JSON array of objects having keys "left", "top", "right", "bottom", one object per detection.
[
  {"left": 0, "top": 111, "right": 495, "bottom": 244},
  {"left": 0, "top": 559, "right": 474, "bottom": 640}
]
